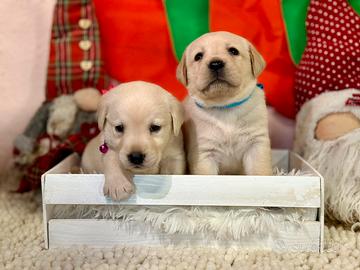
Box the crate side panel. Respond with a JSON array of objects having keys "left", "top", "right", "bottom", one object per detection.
[
  {"left": 289, "top": 152, "right": 325, "bottom": 251},
  {"left": 48, "top": 219, "right": 321, "bottom": 252},
  {"left": 44, "top": 174, "right": 321, "bottom": 207}
]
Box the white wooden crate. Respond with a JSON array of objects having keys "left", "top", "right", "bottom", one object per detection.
[{"left": 41, "top": 150, "right": 324, "bottom": 252}]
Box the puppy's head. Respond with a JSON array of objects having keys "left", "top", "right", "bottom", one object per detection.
[
  {"left": 98, "top": 81, "right": 184, "bottom": 173},
  {"left": 177, "top": 31, "right": 265, "bottom": 105}
]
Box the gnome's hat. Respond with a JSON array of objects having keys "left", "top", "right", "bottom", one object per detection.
[{"left": 294, "top": 0, "right": 360, "bottom": 113}]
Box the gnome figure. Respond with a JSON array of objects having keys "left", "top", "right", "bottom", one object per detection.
[{"left": 293, "top": 0, "right": 360, "bottom": 224}]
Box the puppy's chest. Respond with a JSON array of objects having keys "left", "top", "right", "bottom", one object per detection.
[
  {"left": 202, "top": 118, "right": 255, "bottom": 174},
  {"left": 201, "top": 116, "right": 252, "bottom": 155}
]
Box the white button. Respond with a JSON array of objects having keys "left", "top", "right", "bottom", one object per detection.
[
  {"left": 78, "top": 19, "right": 92, "bottom": 30},
  {"left": 79, "top": 40, "right": 92, "bottom": 51},
  {"left": 80, "top": 60, "right": 93, "bottom": 71}
]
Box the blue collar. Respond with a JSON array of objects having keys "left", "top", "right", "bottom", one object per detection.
[{"left": 195, "top": 83, "right": 264, "bottom": 110}]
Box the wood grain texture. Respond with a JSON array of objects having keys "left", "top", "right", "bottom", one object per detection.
[
  {"left": 48, "top": 219, "right": 321, "bottom": 252},
  {"left": 42, "top": 151, "right": 321, "bottom": 207},
  {"left": 43, "top": 174, "right": 321, "bottom": 207},
  {"left": 41, "top": 153, "right": 80, "bottom": 249}
]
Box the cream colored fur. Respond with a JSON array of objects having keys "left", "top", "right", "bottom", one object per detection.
[
  {"left": 177, "top": 32, "right": 272, "bottom": 175},
  {"left": 81, "top": 81, "right": 186, "bottom": 201}
]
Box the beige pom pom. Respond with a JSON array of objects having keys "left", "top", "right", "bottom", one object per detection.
[{"left": 73, "top": 88, "right": 101, "bottom": 112}]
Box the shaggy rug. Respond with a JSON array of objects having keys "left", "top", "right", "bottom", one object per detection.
[{"left": 1, "top": 173, "right": 360, "bottom": 270}]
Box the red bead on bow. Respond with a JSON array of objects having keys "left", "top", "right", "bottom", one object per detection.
[{"left": 100, "top": 84, "right": 116, "bottom": 95}]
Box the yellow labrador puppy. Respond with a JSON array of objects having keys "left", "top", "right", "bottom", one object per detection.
[
  {"left": 81, "top": 81, "right": 185, "bottom": 200},
  {"left": 177, "top": 31, "right": 272, "bottom": 175}
]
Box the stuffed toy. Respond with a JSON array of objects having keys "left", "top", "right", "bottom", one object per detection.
[
  {"left": 14, "top": 88, "right": 100, "bottom": 166},
  {"left": 293, "top": 0, "right": 360, "bottom": 225},
  {"left": 14, "top": 0, "right": 107, "bottom": 192},
  {"left": 46, "top": 0, "right": 106, "bottom": 100},
  {"left": 13, "top": 88, "right": 102, "bottom": 192}
]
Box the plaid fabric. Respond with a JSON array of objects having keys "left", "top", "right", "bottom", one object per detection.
[
  {"left": 15, "top": 0, "right": 107, "bottom": 192},
  {"left": 46, "top": 0, "right": 107, "bottom": 100},
  {"left": 17, "top": 123, "right": 99, "bottom": 192}
]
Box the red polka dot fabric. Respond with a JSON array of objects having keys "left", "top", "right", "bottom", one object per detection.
[{"left": 294, "top": 0, "right": 360, "bottom": 112}]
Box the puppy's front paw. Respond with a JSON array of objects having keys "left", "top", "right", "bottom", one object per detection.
[{"left": 103, "top": 178, "right": 134, "bottom": 201}]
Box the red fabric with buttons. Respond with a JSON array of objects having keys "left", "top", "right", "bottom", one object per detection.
[
  {"left": 294, "top": 0, "right": 360, "bottom": 112},
  {"left": 46, "top": 0, "right": 106, "bottom": 100},
  {"left": 16, "top": 0, "right": 105, "bottom": 192}
]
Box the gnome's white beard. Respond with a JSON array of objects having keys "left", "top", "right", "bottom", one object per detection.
[
  {"left": 303, "top": 129, "right": 360, "bottom": 224},
  {"left": 294, "top": 89, "right": 360, "bottom": 224}
]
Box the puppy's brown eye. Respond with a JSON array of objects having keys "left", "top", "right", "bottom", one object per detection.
[
  {"left": 115, "top": 124, "right": 124, "bottom": 133},
  {"left": 228, "top": 47, "right": 239, "bottom": 56},
  {"left": 194, "top": 52, "right": 203, "bottom": 61},
  {"left": 149, "top": 124, "right": 161, "bottom": 133}
]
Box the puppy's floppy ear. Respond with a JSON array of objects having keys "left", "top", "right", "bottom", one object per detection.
[
  {"left": 176, "top": 53, "right": 188, "bottom": 86},
  {"left": 166, "top": 93, "right": 185, "bottom": 136},
  {"left": 97, "top": 95, "right": 110, "bottom": 131},
  {"left": 248, "top": 43, "right": 266, "bottom": 77}
]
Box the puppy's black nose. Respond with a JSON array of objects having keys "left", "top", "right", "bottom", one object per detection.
[
  {"left": 208, "top": 60, "right": 225, "bottom": 71},
  {"left": 127, "top": 152, "right": 145, "bottom": 165}
]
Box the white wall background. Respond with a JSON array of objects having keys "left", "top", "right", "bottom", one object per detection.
[{"left": 0, "top": 0, "right": 56, "bottom": 171}]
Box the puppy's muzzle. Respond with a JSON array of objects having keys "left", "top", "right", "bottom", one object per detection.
[
  {"left": 127, "top": 152, "right": 146, "bottom": 166},
  {"left": 208, "top": 60, "right": 225, "bottom": 71}
]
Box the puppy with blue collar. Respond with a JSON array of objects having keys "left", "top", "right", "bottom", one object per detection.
[{"left": 177, "top": 31, "right": 272, "bottom": 175}]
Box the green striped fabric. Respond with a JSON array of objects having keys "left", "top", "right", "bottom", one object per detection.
[{"left": 282, "top": 0, "right": 309, "bottom": 65}]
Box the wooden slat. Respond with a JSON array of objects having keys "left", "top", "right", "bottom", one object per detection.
[
  {"left": 48, "top": 219, "right": 321, "bottom": 252},
  {"left": 42, "top": 150, "right": 290, "bottom": 175},
  {"left": 41, "top": 153, "right": 81, "bottom": 249},
  {"left": 43, "top": 174, "right": 321, "bottom": 207},
  {"left": 289, "top": 152, "right": 325, "bottom": 252}
]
